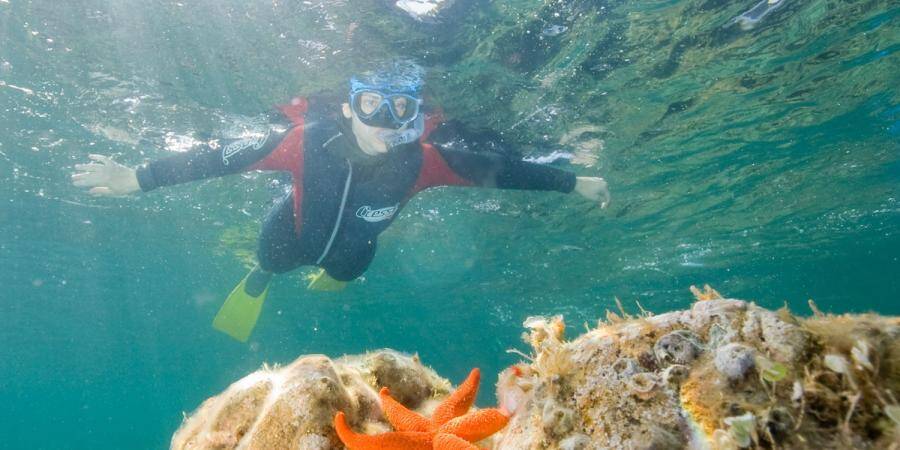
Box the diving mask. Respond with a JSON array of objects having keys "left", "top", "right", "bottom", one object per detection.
[{"left": 350, "top": 89, "right": 422, "bottom": 129}]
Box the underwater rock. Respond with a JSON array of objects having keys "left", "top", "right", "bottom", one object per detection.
[
  {"left": 495, "top": 293, "right": 900, "bottom": 449},
  {"left": 174, "top": 292, "right": 900, "bottom": 449},
  {"left": 171, "top": 350, "right": 450, "bottom": 450}
]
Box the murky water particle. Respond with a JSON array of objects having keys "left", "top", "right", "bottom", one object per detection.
[{"left": 542, "top": 25, "right": 568, "bottom": 36}]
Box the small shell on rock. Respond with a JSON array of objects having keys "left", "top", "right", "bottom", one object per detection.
[
  {"left": 714, "top": 343, "right": 756, "bottom": 381},
  {"left": 791, "top": 380, "right": 803, "bottom": 405},
  {"left": 654, "top": 330, "right": 702, "bottom": 365},
  {"left": 851, "top": 341, "right": 874, "bottom": 372},
  {"left": 824, "top": 354, "right": 850, "bottom": 375},
  {"left": 611, "top": 357, "right": 641, "bottom": 378},
  {"left": 662, "top": 364, "right": 691, "bottom": 385},
  {"left": 628, "top": 372, "right": 660, "bottom": 400}
]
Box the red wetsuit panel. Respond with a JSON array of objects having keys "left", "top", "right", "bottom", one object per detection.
[
  {"left": 409, "top": 143, "right": 475, "bottom": 197},
  {"left": 250, "top": 99, "right": 308, "bottom": 233}
]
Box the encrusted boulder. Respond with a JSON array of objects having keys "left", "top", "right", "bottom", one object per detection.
[
  {"left": 494, "top": 289, "right": 900, "bottom": 449},
  {"left": 172, "top": 289, "right": 900, "bottom": 450},
  {"left": 171, "top": 350, "right": 450, "bottom": 450}
]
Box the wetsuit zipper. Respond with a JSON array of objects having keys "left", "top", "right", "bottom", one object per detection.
[{"left": 316, "top": 159, "right": 353, "bottom": 265}]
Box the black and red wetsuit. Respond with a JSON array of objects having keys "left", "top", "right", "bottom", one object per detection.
[{"left": 135, "top": 96, "right": 577, "bottom": 281}]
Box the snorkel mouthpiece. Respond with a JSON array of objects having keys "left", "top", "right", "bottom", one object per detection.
[{"left": 377, "top": 114, "right": 425, "bottom": 148}]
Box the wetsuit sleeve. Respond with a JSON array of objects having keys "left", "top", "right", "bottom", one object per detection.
[
  {"left": 418, "top": 145, "right": 576, "bottom": 193},
  {"left": 135, "top": 119, "right": 293, "bottom": 192}
]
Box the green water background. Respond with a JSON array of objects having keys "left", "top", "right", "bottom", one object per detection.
[{"left": 1, "top": 0, "right": 898, "bottom": 448}]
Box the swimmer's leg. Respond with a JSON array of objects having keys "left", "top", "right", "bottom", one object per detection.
[
  {"left": 213, "top": 191, "right": 304, "bottom": 341},
  {"left": 311, "top": 240, "right": 378, "bottom": 291}
]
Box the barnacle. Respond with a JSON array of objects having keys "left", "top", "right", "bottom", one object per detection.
[
  {"left": 654, "top": 330, "right": 702, "bottom": 365},
  {"left": 714, "top": 343, "right": 756, "bottom": 381},
  {"left": 627, "top": 372, "right": 660, "bottom": 400},
  {"left": 662, "top": 364, "right": 690, "bottom": 385}
]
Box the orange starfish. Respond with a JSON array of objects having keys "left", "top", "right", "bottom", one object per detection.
[{"left": 334, "top": 368, "right": 510, "bottom": 450}]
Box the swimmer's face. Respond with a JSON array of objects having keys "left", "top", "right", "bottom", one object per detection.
[{"left": 342, "top": 102, "right": 395, "bottom": 156}]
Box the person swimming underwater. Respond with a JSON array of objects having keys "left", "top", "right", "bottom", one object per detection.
[{"left": 71, "top": 61, "right": 611, "bottom": 341}]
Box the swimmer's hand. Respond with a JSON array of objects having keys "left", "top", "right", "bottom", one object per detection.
[
  {"left": 574, "top": 176, "right": 610, "bottom": 209},
  {"left": 71, "top": 154, "right": 140, "bottom": 197}
]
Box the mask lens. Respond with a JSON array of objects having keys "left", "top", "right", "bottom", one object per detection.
[
  {"left": 389, "top": 95, "right": 418, "bottom": 122},
  {"left": 354, "top": 91, "right": 384, "bottom": 117}
]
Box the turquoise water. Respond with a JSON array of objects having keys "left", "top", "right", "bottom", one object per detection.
[{"left": 1, "top": 0, "right": 898, "bottom": 448}]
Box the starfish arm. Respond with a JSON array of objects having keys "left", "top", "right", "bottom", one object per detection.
[
  {"left": 333, "top": 412, "right": 434, "bottom": 450},
  {"left": 433, "top": 432, "right": 482, "bottom": 450},
  {"left": 437, "top": 408, "right": 510, "bottom": 443},
  {"left": 379, "top": 387, "right": 433, "bottom": 432},
  {"left": 431, "top": 368, "right": 481, "bottom": 426}
]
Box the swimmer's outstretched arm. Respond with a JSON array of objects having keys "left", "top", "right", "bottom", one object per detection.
[
  {"left": 71, "top": 116, "right": 293, "bottom": 196},
  {"left": 421, "top": 145, "right": 611, "bottom": 208},
  {"left": 71, "top": 154, "right": 142, "bottom": 196},
  {"left": 573, "top": 176, "right": 610, "bottom": 209},
  {"left": 425, "top": 120, "right": 609, "bottom": 208}
]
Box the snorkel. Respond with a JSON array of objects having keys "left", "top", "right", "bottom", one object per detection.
[
  {"left": 378, "top": 114, "right": 425, "bottom": 148},
  {"left": 349, "top": 61, "right": 425, "bottom": 150}
]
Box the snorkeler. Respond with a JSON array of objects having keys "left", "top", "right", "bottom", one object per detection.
[{"left": 71, "top": 62, "right": 610, "bottom": 341}]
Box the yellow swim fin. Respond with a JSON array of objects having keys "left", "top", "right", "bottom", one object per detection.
[
  {"left": 213, "top": 266, "right": 272, "bottom": 342},
  {"left": 306, "top": 268, "right": 347, "bottom": 292}
]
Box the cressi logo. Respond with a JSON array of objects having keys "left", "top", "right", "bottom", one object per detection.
[
  {"left": 222, "top": 129, "right": 271, "bottom": 165},
  {"left": 355, "top": 204, "right": 399, "bottom": 222}
]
